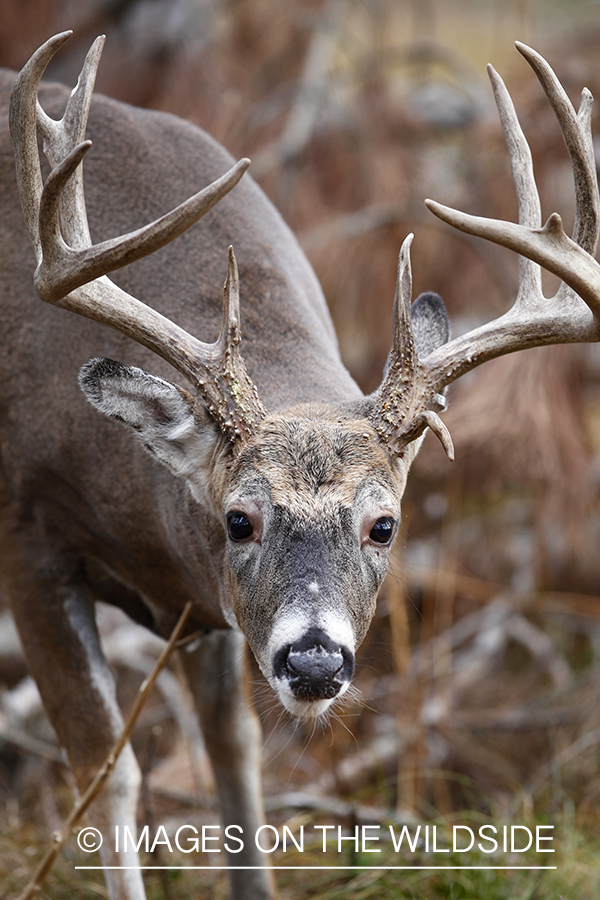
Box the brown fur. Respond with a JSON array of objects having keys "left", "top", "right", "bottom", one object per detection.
[{"left": 231, "top": 407, "right": 401, "bottom": 512}]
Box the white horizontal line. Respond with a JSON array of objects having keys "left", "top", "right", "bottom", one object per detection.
[{"left": 76, "top": 865, "right": 557, "bottom": 871}]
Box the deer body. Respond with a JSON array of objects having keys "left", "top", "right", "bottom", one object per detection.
[{"left": 8, "top": 32, "right": 600, "bottom": 900}]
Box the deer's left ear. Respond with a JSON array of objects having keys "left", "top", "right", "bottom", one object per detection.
[
  {"left": 410, "top": 292, "right": 450, "bottom": 357},
  {"left": 79, "top": 358, "right": 224, "bottom": 481}
]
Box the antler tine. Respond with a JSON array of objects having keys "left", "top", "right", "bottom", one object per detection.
[
  {"left": 35, "top": 144, "right": 250, "bottom": 302},
  {"left": 424, "top": 198, "right": 600, "bottom": 317},
  {"left": 487, "top": 62, "right": 543, "bottom": 301},
  {"left": 10, "top": 33, "right": 264, "bottom": 444},
  {"left": 393, "top": 233, "right": 417, "bottom": 372},
  {"left": 374, "top": 236, "right": 421, "bottom": 447},
  {"left": 37, "top": 139, "right": 92, "bottom": 271},
  {"left": 9, "top": 30, "right": 72, "bottom": 262},
  {"left": 370, "top": 235, "right": 455, "bottom": 459},
  {"left": 516, "top": 41, "right": 600, "bottom": 256},
  {"left": 371, "top": 235, "right": 417, "bottom": 441},
  {"left": 36, "top": 34, "right": 105, "bottom": 252},
  {"left": 212, "top": 247, "right": 266, "bottom": 430},
  {"left": 221, "top": 245, "right": 244, "bottom": 354}
]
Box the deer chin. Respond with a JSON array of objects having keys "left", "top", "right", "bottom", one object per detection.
[{"left": 273, "top": 679, "right": 350, "bottom": 720}]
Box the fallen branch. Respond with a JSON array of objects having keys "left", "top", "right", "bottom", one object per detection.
[{"left": 16, "top": 601, "right": 193, "bottom": 900}]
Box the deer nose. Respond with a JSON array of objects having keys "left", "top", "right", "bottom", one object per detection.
[{"left": 273, "top": 627, "right": 354, "bottom": 701}]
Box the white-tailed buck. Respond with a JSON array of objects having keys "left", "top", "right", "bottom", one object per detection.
[{"left": 4, "top": 31, "right": 600, "bottom": 900}]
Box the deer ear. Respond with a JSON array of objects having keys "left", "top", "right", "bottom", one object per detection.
[
  {"left": 79, "top": 358, "right": 223, "bottom": 481},
  {"left": 381, "top": 292, "right": 449, "bottom": 382},
  {"left": 410, "top": 292, "right": 450, "bottom": 357},
  {"left": 411, "top": 292, "right": 451, "bottom": 419}
]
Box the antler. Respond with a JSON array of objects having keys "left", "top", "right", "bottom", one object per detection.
[
  {"left": 370, "top": 234, "right": 455, "bottom": 460},
  {"left": 372, "top": 42, "right": 600, "bottom": 459},
  {"left": 9, "top": 32, "right": 265, "bottom": 443}
]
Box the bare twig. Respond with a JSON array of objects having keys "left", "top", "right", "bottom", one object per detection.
[{"left": 16, "top": 602, "right": 193, "bottom": 900}]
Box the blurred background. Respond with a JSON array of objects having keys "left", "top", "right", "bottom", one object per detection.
[{"left": 2, "top": 0, "right": 600, "bottom": 897}]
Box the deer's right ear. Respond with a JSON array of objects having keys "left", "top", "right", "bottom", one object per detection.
[{"left": 79, "top": 359, "right": 225, "bottom": 482}]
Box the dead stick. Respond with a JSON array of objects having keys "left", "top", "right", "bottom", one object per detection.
[{"left": 16, "top": 601, "right": 193, "bottom": 900}]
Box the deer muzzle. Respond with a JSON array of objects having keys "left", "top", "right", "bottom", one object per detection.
[{"left": 273, "top": 627, "right": 355, "bottom": 703}]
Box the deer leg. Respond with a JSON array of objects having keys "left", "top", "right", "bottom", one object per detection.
[
  {"left": 5, "top": 565, "right": 146, "bottom": 900},
  {"left": 179, "top": 629, "right": 275, "bottom": 900}
]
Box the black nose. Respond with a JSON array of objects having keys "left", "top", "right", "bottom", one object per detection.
[{"left": 273, "top": 627, "right": 354, "bottom": 701}]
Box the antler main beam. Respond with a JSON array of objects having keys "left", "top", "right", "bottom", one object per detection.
[
  {"left": 10, "top": 32, "right": 265, "bottom": 442},
  {"left": 372, "top": 41, "right": 600, "bottom": 459}
]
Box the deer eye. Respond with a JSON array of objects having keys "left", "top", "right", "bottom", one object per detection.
[
  {"left": 227, "top": 512, "right": 253, "bottom": 542},
  {"left": 369, "top": 516, "right": 395, "bottom": 544}
]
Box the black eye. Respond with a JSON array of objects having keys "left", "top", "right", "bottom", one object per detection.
[
  {"left": 369, "top": 516, "right": 395, "bottom": 544},
  {"left": 227, "top": 512, "right": 253, "bottom": 542}
]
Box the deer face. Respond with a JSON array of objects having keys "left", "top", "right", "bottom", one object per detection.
[
  {"left": 220, "top": 408, "right": 411, "bottom": 718},
  {"left": 81, "top": 364, "right": 415, "bottom": 720}
]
